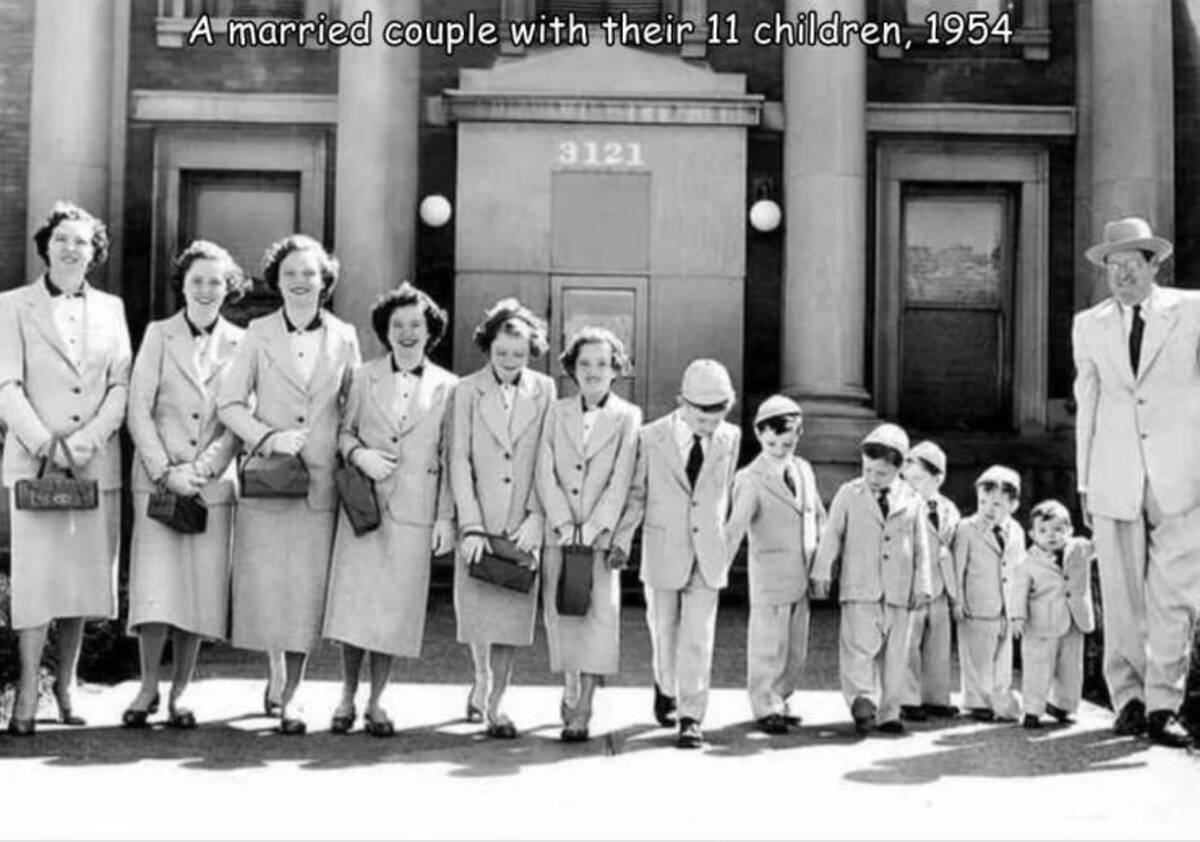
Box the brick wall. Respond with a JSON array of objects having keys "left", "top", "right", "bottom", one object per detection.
[{"left": 0, "top": 0, "right": 34, "bottom": 292}]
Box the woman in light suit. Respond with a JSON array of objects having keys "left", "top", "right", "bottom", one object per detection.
[
  {"left": 323, "top": 282, "right": 457, "bottom": 737},
  {"left": 536, "top": 327, "right": 641, "bottom": 742},
  {"left": 217, "top": 234, "right": 360, "bottom": 735},
  {"left": 451, "top": 298, "right": 555, "bottom": 738},
  {"left": 122, "top": 240, "right": 248, "bottom": 729},
  {"left": 0, "top": 202, "right": 132, "bottom": 736}
]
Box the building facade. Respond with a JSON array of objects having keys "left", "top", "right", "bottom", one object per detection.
[{"left": 0, "top": 0, "right": 1197, "bottom": 529}]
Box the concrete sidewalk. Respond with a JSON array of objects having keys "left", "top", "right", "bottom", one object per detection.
[{"left": 1, "top": 601, "right": 1197, "bottom": 839}]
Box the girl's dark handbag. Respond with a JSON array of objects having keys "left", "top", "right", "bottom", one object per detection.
[
  {"left": 556, "top": 528, "right": 593, "bottom": 617},
  {"left": 147, "top": 479, "right": 208, "bottom": 534},
  {"left": 334, "top": 455, "right": 380, "bottom": 536},
  {"left": 239, "top": 433, "right": 309, "bottom": 499},
  {"left": 14, "top": 437, "right": 99, "bottom": 511},
  {"left": 468, "top": 533, "right": 538, "bottom": 593}
]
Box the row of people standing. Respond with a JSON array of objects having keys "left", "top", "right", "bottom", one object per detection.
[{"left": 0, "top": 201, "right": 643, "bottom": 741}]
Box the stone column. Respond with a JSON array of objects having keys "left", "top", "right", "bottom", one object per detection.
[
  {"left": 25, "top": 0, "right": 117, "bottom": 280},
  {"left": 1087, "top": 0, "right": 1174, "bottom": 300},
  {"left": 779, "top": 0, "right": 873, "bottom": 434},
  {"left": 334, "top": 0, "right": 422, "bottom": 351}
]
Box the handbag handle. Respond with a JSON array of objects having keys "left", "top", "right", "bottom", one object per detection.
[
  {"left": 37, "top": 436, "right": 79, "bottom": 479},
  {"left": 249, "top": 430, "right": 275, "bottom": 457}
]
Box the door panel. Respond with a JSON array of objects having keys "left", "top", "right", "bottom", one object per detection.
[{"left": 550, "top": 275, "right": 648, "bottom": 408}]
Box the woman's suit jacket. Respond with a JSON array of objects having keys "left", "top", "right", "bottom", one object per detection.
[
  {"left": 127, "top": 312, "right": 244, "bottom": 504},
  {"left": 338, "top": 355, "right": 457, "bottom": 527},
  {"left": 216, "top": 309, "right": 360, "bottom": 511},
  {"left": 450, "top": 366, "right": 556, "bottom": 536},
  {"left": 0, "top": 279, "right": 131, "bottom": 489},
  {"left": 536, "top": 392, "right": 642, "bottom": 544}
]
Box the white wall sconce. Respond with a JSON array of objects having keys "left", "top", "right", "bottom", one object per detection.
[{"left": 419, "top": 194, "right": 453, "bottom": 228}]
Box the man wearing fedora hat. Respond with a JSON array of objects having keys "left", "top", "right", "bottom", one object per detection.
[
  {"left": 1074, "top": 216, "right": 1200, "bottom": 747},
  {"left": 613, "top": 359, "right": 741, "bottom": 748}
]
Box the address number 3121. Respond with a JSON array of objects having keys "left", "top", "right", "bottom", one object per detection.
[{"left": 557, "top": 141, "right": 646, "bottom": 167}]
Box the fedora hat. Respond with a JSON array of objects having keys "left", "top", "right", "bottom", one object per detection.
[{"left": 1084, "top": 217, "right": 1173, "bottom": 267}]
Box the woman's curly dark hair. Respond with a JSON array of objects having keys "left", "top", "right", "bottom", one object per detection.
[
  {"left": 559, "top": 326, "right": 632, "bottom": 382},
  {"left": 33, "top": 201, "right": 110, "bottom": 272},
  {"left": 172, "top": 240, "right": 251, "bottom": 302},
  {"left": 471, "top": 297, "right": 549, "bottom": 358},
  {"left": 261, "top": 234, "right": 339, "bottom": 297},
  {"left": 370, "top": 281, "right": 448, "bottom": 352}
]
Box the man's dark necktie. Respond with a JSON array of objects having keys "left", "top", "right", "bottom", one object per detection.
[
  {"left": 783, "top": 467, "right": 797, "bottom": 497},
  {"left": 927, "top": 499, "right": 940, "bottom": 531},
  {"left": 1054, "top": 549, "right": 1065, "bottom": 568},
  {"left": 877, "top": 488, "right": 890, "bottom": 519},
  {"left": 993, "top": 525, "right": 1006, "bottom": 551},
  {"left": 685, "top": 434, "right": 704, "bottom": 490},
  {"left": 1129, "top": 304, "right": 1145, "bottom": 375}
]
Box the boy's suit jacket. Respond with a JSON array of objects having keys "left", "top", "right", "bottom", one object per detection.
[
  {"left": 1073, "top": 285, "right": 1200, "bottom": 519},
  {"left": 536, "top": 392, "right": 642, "bottom": 544},
  {"left": 614, "top": 411, "right": 741, "bottom": 591},
  {"left": 128, "top": 312, "right": 244, "bottom": 504},
  {"left": 216, "top": 308, "right": 361, "bottom": 512},
  {"left": 953, "top": 514, "right": 1026, "bottom": 620},
  {"left": 1011, "top": 538, "right": 1096, "bottom": 636},
  {"left": 0, "top": 279, "right": 131, "bottom": 489},
  {"left": 725, "top": 452, "right": 826, "bottom": 605},
  {"left": 339, "top": 355, "right": 458, "bottom": 527},
  {"left": 924, "top": 493, "right": 962, "bottom": 602},
  {"left": 811, "top": 477, "right": 933, "bottom": 607},
  {"left": 450, "top": 366, "right": 556, "bottom": 536}
]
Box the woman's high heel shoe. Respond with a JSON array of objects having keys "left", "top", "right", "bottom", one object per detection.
[
  {"left": 120, "top": 692, "right": 161, "bottom": 729},
  {"left": 7, "top": 717, "right": 35, "bottom": 737}
]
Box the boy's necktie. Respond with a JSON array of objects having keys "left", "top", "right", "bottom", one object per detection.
[
  {"left": 877, "top": 488, "right": 890, "bottom": 519},
  {"left": 927, "top": 499, "right": 940, "bottom": 531},
  {"left": 686, "top": 434, "right": 704, "bottom": 490},
  {"left": 993, "top": 524, "right": 1007, "bottom": 551},
  {"left": 783, "top": 467, "right": 797, "bottom": 497}
]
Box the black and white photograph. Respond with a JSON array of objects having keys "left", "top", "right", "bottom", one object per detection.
[{"left": 1, "top": 0, "right": 1199, "bottom": 838}]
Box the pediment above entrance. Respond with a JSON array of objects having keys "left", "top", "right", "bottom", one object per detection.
[{"left": 445, "top": 43, "right": 761, "bottom": 125}]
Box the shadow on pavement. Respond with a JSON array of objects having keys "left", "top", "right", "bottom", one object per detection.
[{"left": 843, "top": 722, "right": 1152, "bottom": 785}]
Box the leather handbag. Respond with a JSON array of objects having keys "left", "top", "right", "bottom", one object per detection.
[
  {"left": 14, "top": 437, "right": 99, "bottom": 511},
  {"left": 556, "top": 527, "right": 593, "bottom": 617},
  {"left": 147, "top": 479, "right": 208, "bottom": 534},
  {"left": 239, "top": 432, "right": 309, "bottom": 499},
  {"left": 468, "top": 533, "right": 538, "bottom": 593},
  {"left": 334, "top": 453, "right": 381, "bottom": 537}
]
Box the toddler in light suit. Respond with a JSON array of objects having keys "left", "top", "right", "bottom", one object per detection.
[
  {"left": 1011, "top": 500, "right": 1096, "bottom": 728},
  {"left": 726, "top": 395, "right": 826, "bottom": 734},
  {"left": 952, "top": 465, "right": 1025, "bottom": 722},
  {"left": 811, "top": 423, "right": 933, "bottom": 734}
]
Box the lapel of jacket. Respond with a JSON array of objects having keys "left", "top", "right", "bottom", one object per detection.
[
  {"left": 163, "top": 312, "right": 207, "bottom": 397},
  {"left": 556, "top": 394, "right": 585, "bottom": 460},
  {"left": 695, "top": 424, "right": 733, "bottom": 488},
  {"left": 25, "top": 280, "right": 80, "bottom": 374},
  {"left": 364, "top": 358, "right": 402, "bottom": 437},
  {"left": 476, "top": 371, "right": 513, "bottom": 450},
  {"left": 308, "top": 314, "right": 346, "bottom": 397},
  {"left": 655, "top": 414, "right": 691, "bottom": 492},
  {"left": 263, "top": 310, "right": 307, "bottom": 394},
  {"left": 752, "top": 454, "right": 802, "bottom": 513},
  {"left": 81, "top": 286, "right": 113, "bottom": 376},
  {"left": 1095, "top": 300, "right": 1136, "bottom": 386},
  {"left": 1025, "top": 545, "right": 1064, "bottom": 583},
  {"left": 509, "top": 372, "right": 542, "bottom": 445},
  {"left": 859, "top": 482, "right": 884, "bottom": 526},
  {"left": 1137, "top": 287, "right": 1182, "bottom": 382},
  {"left": 399, "top": 362, "right": 450, "bottom": 436},
  {"left": 583, "top": 395, "right": 623, "bottom": 459},
  {"left": 206, "top": 317, "right": 241, "bottom": 388}
]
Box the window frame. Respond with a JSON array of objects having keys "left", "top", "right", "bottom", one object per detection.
[
  {"left": 875, "top": 0, "right": 1050, "bottom": 61},
  {"left": 874, "top": 140, "right": 1049, "bottom": 432}
]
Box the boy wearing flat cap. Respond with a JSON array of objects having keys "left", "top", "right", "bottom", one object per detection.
[
  {"left": 811, "top": 424, "right": 933, "bottom": 735},
  {"left": 900, "top": 441, "right": 962, "bottom": 721},
  {"left": 725, "top": 395, "right": 826, "bottom": 734},
  {"left": 952, "top": 465, "right": 1025, "bottom": 722},
  {"left": 613, "top": 359, "right": 741, "bottom": 749}
]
